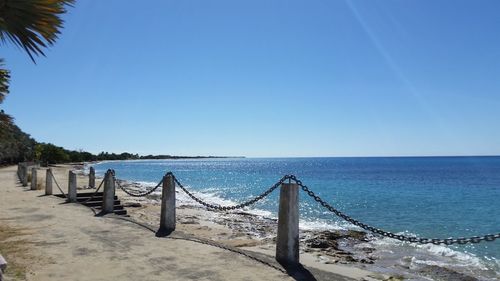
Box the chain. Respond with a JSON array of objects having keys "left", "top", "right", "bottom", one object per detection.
[
  {"left": 49, "top": 169, "right": 104, "bottom": 204},
  {"left": 79, "top": 178, "right": 105, "bottom": 204},
  {"left": 95, "top": 168, "right": 500, "bottom": 245},
  {"left": 171, "top": 173, "right": 287, "bottom": 211},
  {"left": 288, "top": 175, "right": 500, "bottom": 245},
  {"left": 113, "top": 171, "right": 163, "bottom": 197},
  {"left": 51, "top": 169, "right": 105, "bottom": 203},
  {"left": 49, "top": 169, "right": 68, "bottom": 199}
]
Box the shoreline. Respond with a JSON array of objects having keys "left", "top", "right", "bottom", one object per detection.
[
  {"left": 52, "top": 163, "right": 391, "bottom": 280},
  {"left": 80, "top": 163, "right": 498, "bottom": 281},
  {"left": 110, "top": 179, "right": 389, "bottom": 278},
  {"left": 0, "top": 163, "right": 498, "bottom": 281}
]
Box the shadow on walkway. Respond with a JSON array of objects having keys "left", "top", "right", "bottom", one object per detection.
[
  {"left": 48, "top": 196, "right": 355, "bottom": 281},
  {"left": 280, "top": 262, "right": 317, "bottom": 281}
]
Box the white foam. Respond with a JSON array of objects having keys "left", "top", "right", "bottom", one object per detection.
[
  {"left": 416, "top": 244, "right": 487, "bottom": 270},
  {"left": 174, "top": 186, "right": 275, "bottom": 217},
  {"left": 134, "top": 180, "right": 162, "bottom": 188},
  {"left": 125, "top": 180, "right": 368, "bottom": 233},
  {"left": 299, "top": 219, "right": 346, "bottom": 231},
  {"left": 369, "top": 232, "right": 492, "bottom": 272}
]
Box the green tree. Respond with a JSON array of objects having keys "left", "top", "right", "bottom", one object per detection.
[
  {"left": 0, "top": 59, "right": 9, "bottom": 104},
  {"left": 0, "top": 111, "right": 36, "bottom": 164},
  {"left": 34, "top": 143, "right": 70, "bottom": 164}
]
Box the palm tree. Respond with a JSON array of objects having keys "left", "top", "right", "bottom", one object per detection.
[
  {"left": 0, "top": 58, "right": 13, "bottom": 125},
  {"left": 0, "top": 0, "right": 74, "bottom": 62},
  {"left": 0, "top": 0, "right": 73, "bottom": 103}
]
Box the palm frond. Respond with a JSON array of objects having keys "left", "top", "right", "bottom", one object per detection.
[
  {"left": 0, "top": 0, "right": 74, "bottom": 62},
  {"left": 0, "top": 58, "right": 10, "bottom": 103}
]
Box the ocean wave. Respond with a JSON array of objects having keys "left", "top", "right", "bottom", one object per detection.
[
  {"left": 368, "top": 232, "right": 499, "bottom": 279},
  {"left": 299, "top": 218, "right": 346, "bottom": 231}
]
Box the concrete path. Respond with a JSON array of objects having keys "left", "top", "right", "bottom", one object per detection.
[{"left": 0, "top": 166, "right": 356, "bottom": 281}]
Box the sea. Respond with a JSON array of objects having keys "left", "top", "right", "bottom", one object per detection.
[{"left": 92, "top": 156, "right": 500, "bottom": 279}]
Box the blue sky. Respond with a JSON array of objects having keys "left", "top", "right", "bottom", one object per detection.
[{"left": 2, "top": 0, "right": 500, "bottom": 157}]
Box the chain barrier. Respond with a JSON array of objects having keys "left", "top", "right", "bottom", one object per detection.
[
  {"left": 50, "top": 169, "right": 105, "bottom": 203},
  {"left": 285, "top": 175, "right": 500, "bottom": 245},
  {"left": 113, "top": 171, "right": 163, "bottom": 197},
  {"left": 171, "top": 173, "right": 287, "bottom": 211},
  {"left": 79, "top": 178, "right": 105, "bottom": 204},
  {"left": 171, "top": 172, "right": 499, "bottom": 245},
  {"left": 66, "top": 167, "right": 498, "bottom": 246},
  {"left": 49, "top": 169, "right": 68, "bottom": 199}
]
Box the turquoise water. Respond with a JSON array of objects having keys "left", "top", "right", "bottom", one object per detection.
[{"left": 93, "top": 157, "right": 500, "bottom": 276}]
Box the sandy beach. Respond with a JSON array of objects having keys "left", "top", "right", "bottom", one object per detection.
[{"left": 0, "top": 164, "right": 396, "bottom": 281}]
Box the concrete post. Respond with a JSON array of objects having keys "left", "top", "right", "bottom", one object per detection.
[
  {"left": 30, "top": 167, "right": 37, "bottom": 190},
  {"left": 22, "top": 165, "right": 28, "bottom": 187},
  {"left": 18, "top": 163, "right": 26, "bottom": 181},
  {"left": 68, "top": 171, "right": 77, "bottom": 202},
  {"left": 0, "top": 254, "right": 7, "bottom": 281},
  {"left": 276, "top": 182, "right": 300, "bottom": 265},
  {"left": 157, "top": 174, "right": 176, "bottom": 236},
  {"left": 89, "top": 167, "right": 95, "bottom": 188},
  {"left": 45, "top": 169, "right": 53, "bottom": 195},
  {"left": 101, "top": 170, "right": 115, "bottom": 214}
]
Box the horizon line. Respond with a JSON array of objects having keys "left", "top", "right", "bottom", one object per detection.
[{"left": 89, "top": 154, "right": 500, "bottom": 159}]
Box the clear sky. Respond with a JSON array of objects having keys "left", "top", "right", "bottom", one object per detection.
[{"left": 2, "top": 0, "right": 500, "bottom": 157}]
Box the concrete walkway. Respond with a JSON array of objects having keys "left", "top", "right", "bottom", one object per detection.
[{"left": 0, "top": 166, "right": 355, "bottom": 281}]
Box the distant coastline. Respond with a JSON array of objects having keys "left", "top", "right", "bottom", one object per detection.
[{"left": 136, "top": 155, "right": 246, "bottom": 160}]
